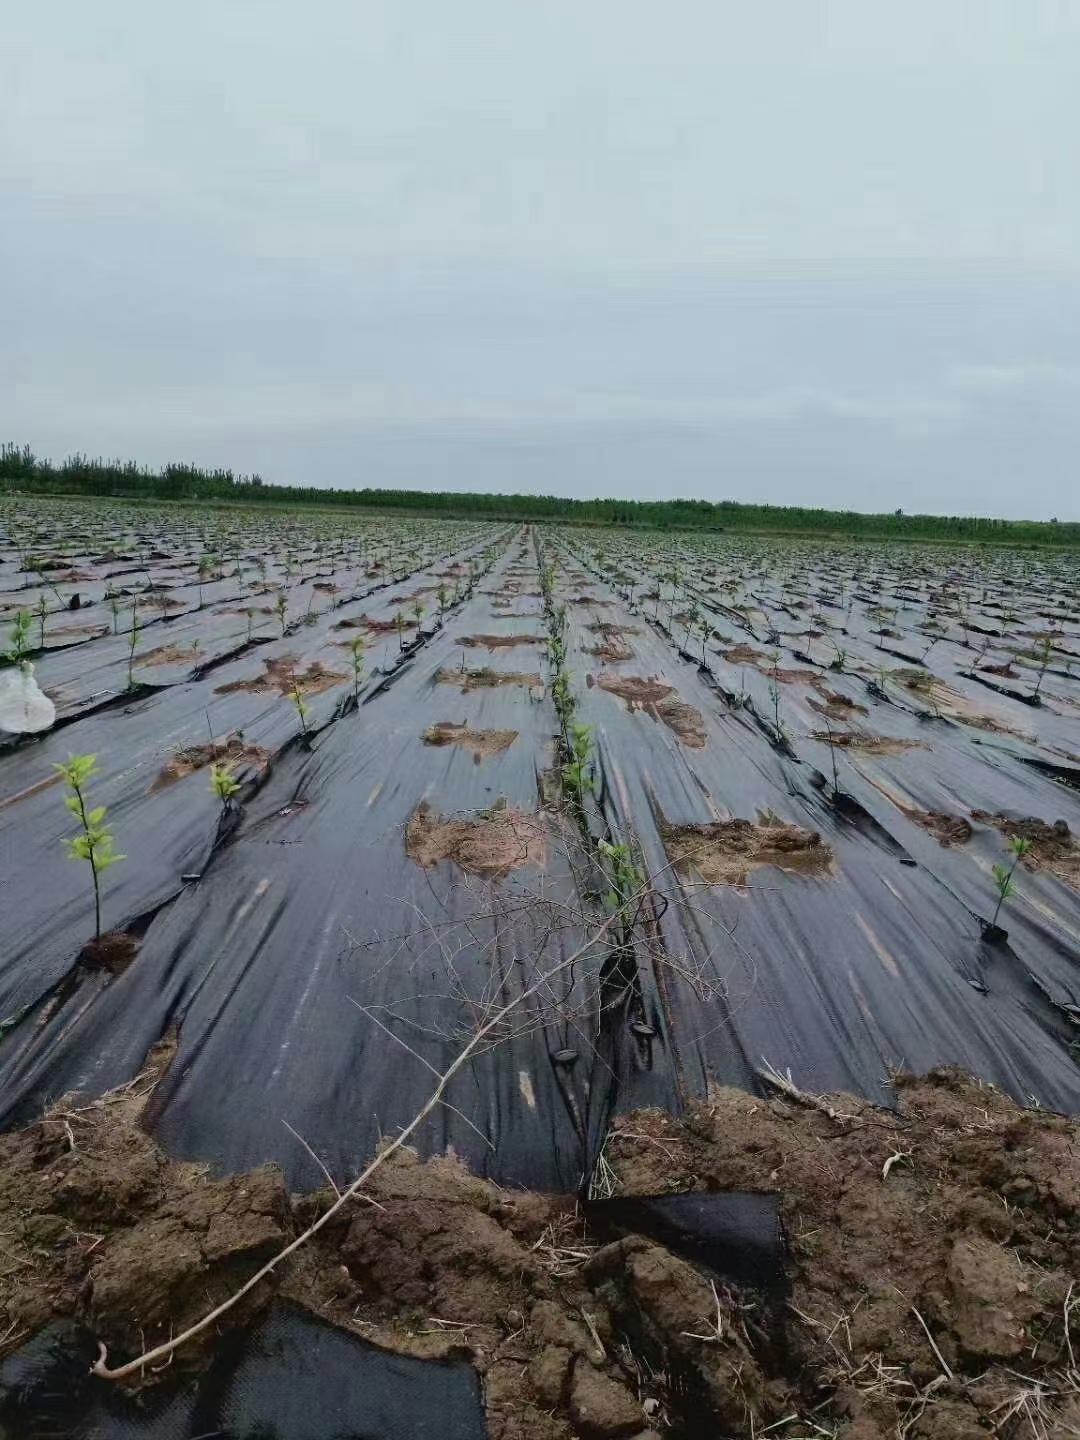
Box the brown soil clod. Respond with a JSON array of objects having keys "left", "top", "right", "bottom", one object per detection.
[
  {"left": 811, "top": 729, "right": 925, "bottom": 754},
  {"left": 405, "top": 802, "right": 546, "bottom": 877},
  {"left": 807, "top": 681, "right": 869, "bottom": 718},
  {"left": 151, "top": 736, "right": 271, "bottom": 791},
  {"left": 603, "top": 1068, "right": 1080, "bottom": 1440},
  {"left": 423, "top": 722, "right": 518, "bottom": 763},
  {"left": 971, "top": 811, "right": 1080, "bottom": 891},
  {"left": 435, "top": 667, "right": 542, "bottom": 693},
  {"left": 902, "top": 807, "right": 974, "bottom": 847},
  {"left": 3, "top": 1062, "right": 1080, "bottom": 1439},
  {"left": 661, "top": 817, "right": 833, "bottom": 884},
  {"left": 596, "top": 673, "right": 707, "bottom": 748},
  {"left": 215, "top": 657, "right": 347, "bottom": 698},
  {"left": 77, "top": 930, "right": 140, "bottom": 975},
  {"left": 138, "top": 643, "right": 201, "bottom": 668},
  {"left": 456, "top": 634, "right": 545, "bottom": 650}
]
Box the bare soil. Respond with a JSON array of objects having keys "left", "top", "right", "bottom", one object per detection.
[
  {"left": 215, "top": 657, "right": 347, "bottom": 697},
  {"left": 662, "top": 817, "right": 833, "bottom": 885},
  {"left": 435, "top": 666, "right": 542, "bottom": 693},
  {"left": 971, "top": 812, "right": 1080, "bottom": 893},
  {"left": 137, "top": 642, "right": 201, "bottom": 668},
  {"left": 901, "top": 808, "right": 974, "bottom": 847},
  {"left": 594, "top": 673, "right": 707, "bottom": 748},
  {"left": 807, "top": 682, "right": 869, "bottom": 719},
  {"left": 405, "top": 802, "right": 547, "bottom": 876},
  {"left": 811, "top": 730, "right": 925, "bottom": 755},
  {"left": 3, "top": 1067, "right": 1078, "bottom": 1438},
  {"left": 150, "top": 735, "right": 271, "bottom": 791},
  {"left": 423, "top": 721, "right": 519, "bottom": 762},
  {"left": 456, "top": 633, "right": 546, "bottom": 650}
]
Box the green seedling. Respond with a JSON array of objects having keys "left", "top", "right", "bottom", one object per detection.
[
  {"left": 394, "top": 610, "right": 407, "bottom": 650},
  {"left": 210, "top": 759, "right": 241, "bottom": 816},
  {"left": 54, "top": 754, "right": 124, "bottom": 939},
  {"left": 1032, "top": 635, "right": 1054, "bottom": 701},
  {"left": 563, "top": 722, "right": 596, "bottom": 808},
  {"left": 412, "top": 599, "right": 425, "bottom": 632},
  {"left": 991, "top": 835, "right": 1032, "bottom": 929},
  {"left": 36, "top": 594, "right": 48, "bottom": 649},
  {"left": 245, "top": 606, "right": 255, "bottom": 641},
  {"left": 289, "top": 675, "right": 311, "bottom": 738},
  {"left": 126, "top": 605, "right": 141, "bottom": 689},
  {"left": 597, "top": 838, "right": 644, "bottom": 910},
  {"left": 109, "top": 593, "right": 122, "bottom": 635},
  {"left": 436, "top": 584, "right": 448, "bottom": 618},
  {"left": 275, "top": 593, "right": 288, "bottom": 635},
  {"left": 5, "top": 609, "right": 32, "bottom": 665},
  {"left": 348, "top": 636, "right": 366, "bottom": 700}
]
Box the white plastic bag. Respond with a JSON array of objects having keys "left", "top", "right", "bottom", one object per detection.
[{"left": 0, "top": 663, "right": 56, "bottom": 733}]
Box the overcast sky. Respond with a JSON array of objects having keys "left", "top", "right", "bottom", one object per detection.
[{"left": 4, "top": 2, "right": 1080, "bottom": 518}]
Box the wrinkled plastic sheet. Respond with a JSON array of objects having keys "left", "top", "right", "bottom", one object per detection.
[
  {"left": 2, "top": 527, "right": 1080, "bottom": 1203},
  {"left": 0, "top": 1302, "right": 485, "bottom": 1439}
]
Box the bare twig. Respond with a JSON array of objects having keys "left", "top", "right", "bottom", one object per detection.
[{"left": 91, "top": 907, "right": 621, "bottom": 1380}]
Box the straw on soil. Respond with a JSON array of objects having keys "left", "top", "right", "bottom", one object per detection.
[
  {"left": 151, "top": 735, "right": 271, "bottom": 791},
  {"left": 215, "top": 657, "right": 347, "bottom": 697},
  {"left": 405, "top": 802, "right": 546, "bottom": 877},
  {"left": 901, "top": 807, "right": 974, "bottom": 847},
  {"left": 456, "top": 634, "right": 545, "bottom": 650},
  {"left": 811, "top": 729, "right": 925, "bottom": 755},
  {"left": 972, "top": 812, "right": 1080, "bottom": 892},
  {"left": 595, "top": 672, "right": 707, "bottom": 747},
  {"left": 661, "top": 816, "right": 833, "bottom": 885},
  {"left": 435, "top": 667, "right": 542, "bottom": 693},
  {"left": 423, "top": 722, "right": 518, "bottom": 762}
]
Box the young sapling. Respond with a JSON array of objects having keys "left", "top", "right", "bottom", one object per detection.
[
  {"left": 210, "top": 759, "right": 241, "bottom": 817},
  {"left": 990, "top": 835, "right": 1032, "bottom": 931},
  {"left": 54, "top": 754, "right": 124, "bottom": 939}
]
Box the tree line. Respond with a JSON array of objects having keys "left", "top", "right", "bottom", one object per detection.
[{"left": 2, "top": 442, "right": 1077, "bottom": 544}]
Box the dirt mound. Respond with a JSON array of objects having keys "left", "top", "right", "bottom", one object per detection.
[
  {"left": 902, "top": 807, "right": 974, "bottom": 847},
  {"left": 333, "top": 613, "right": 416, "bottom": 635},
  {"left": 662, "top": 817, "right": 833, "bottom": 885},
  {"left": 423, "top": 722, "right": 518, "bottom": 762},
  {"left": 6, "top": 1064, "right": 1079, "bottom": 1438},
  {"left": 605, "top": 1069, "right": 1080, "bottom": 1440},
  {"left": 811, "top": 729, "right": 924, "bottom": 755},
  {"left": 435, "top": 666, "right": 542, "bottom": 693},
  {"left": 215, "top": 657, "right": 347, "bottom": 697},
  {"left": 456, "top": 633, "right": 545, "bottom": 650},
  {"left": 595, "top": 674, "right": 673, "bottom": 707},
  {"left": 719, "top": 644, "right": 768, "bottom": 667},
  {"left": 406, "top": 802, "right": 546, "bottom": 877},
  {"left": 138, "top": 642, "right": 200, "bottom": 668},
  {"left": 594, "top": 673, "right": 707, "bottom": 748},
  {"left": 807, "top": 683, "right": 869, "bottom": 719},
  {"left": 0, "top": 1042, "right": 290, "bottom": 1380},
  {"left": 151, "top": 735, "right": 271, "bottom": 791},
  {"left": 971, "top": 812, "right": 1080, "bottom": 892}
]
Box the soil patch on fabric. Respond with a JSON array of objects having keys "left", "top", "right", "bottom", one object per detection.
[
  {"left": 811, "top": 729, "right": 925, "bottom": 755},
  {"left": 151, "top": 735, "right": 271, "bottom": 791},
  {"left": 901, "top": 807, "right": 974, "bottom": 847},
  {"left": 137, "top": 643, "right": 201, "bottom": 668},
  {"left": 435, "top": 667, "right": 542, "bottom": 693},
  {"left": 215, "top": 657, "right": 347, "bottom": 698},
  {"left": 661, "top": 818, "right": 833, "bottom": 885},
  {"left": 456, "top": 634, "right": 546, "bottom": 650},
  {"left": 971, "top": 812, "right": 1080, "bottom": 892},
  {"left": 595, "top": 673, "right": 707, "bottom": 748},
  {"left": 406, "top": 802, "right": 546, "bottom": 877},
  {"left": 423, "top": 722, "right": 519, "bottom": 762}
]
